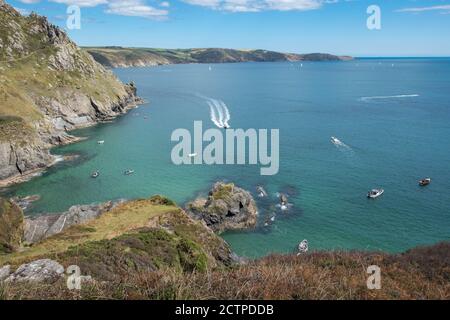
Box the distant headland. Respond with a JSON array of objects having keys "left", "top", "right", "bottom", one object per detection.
[{"left": 84, "top": 47, "right": 353, "bottom": 68}]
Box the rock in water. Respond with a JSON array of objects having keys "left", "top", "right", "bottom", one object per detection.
[
  {"left": 0, "top": 197, "right": 24, "bottom": 253},
  {"left": 6, "top": 259, "right": 64, "bottom": 283},
  {"left": 186, "top": 182, "right": 258, "bottom": 233}
]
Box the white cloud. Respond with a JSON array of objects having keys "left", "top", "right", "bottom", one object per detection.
[
  {"left": 160, "top": 1, "right": 170, "bottom": 7},
  {"left": 181, "top": 0, "right": 325, "bottom": 12},
  {"left": 17, "top": 0, "right": 41, "bottom": 4},
  {"left": 106, "top": 0, "right": 168, "bottom": 19},
  {"left": 397, "top": 4, "right": 450, "bottom": 13},
  {"left": 45, "top": 0, "right": 169, "bottom": 19},
  {"left": 50, "top": 0, "right": 108, "bottom": 7},
  {"left": 14, "top": 6, "right": 31, "bottom": 15}
]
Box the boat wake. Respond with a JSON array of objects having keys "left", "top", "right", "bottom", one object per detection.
[
  {"left": 359, "top": 94, "right": 419, "bottom": 102},
  {"left": 331, "top": 136, "right": 352, "bottom": 151},
  {"left": 205, "top": 97, "right": 231, "bottom": 129}
]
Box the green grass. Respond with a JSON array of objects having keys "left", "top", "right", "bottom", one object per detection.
[{"left": 0, "top": 199, "right": 177, "bottom": 266}]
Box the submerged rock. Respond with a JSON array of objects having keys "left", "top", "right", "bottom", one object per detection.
[
  {"left": 10, "top": 194, "right": 41, "bottom": 211},
  {"left": 0, "top": 197, "right": 24, "bottom": 253},
  {"left": 6, "top": 259, "right": 64, "bottom": 283},
  {"left": 24, "top": 200, "right": 123, "bottom": 243},
  {"left": 186, "top": 182, "right": 258, "bottom": 233}
]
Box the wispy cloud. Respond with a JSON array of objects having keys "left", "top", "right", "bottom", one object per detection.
[
  {"left": 50, "top": 0, "right": 108, "bottom": 7},
  {"left": 14, "top": 6, "right": 32, "bottom": 14},
  {"left": 17, "top": 0, "right": 41, "bottom": 4},
  {"left": 181, "top": 0, "right": 326, "bottom": 12},
  {"left": 105, "top": 0, "right": 168, "bottom": 19},
  {"left": 21, "top": 0, "right": 169, "bottom": 19},
  {"left": 396, "top": 4, "right": 450, "bottom": 13}
]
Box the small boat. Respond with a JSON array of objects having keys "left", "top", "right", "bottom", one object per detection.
[
  {"left": 419, "top": 178, "right": 431, "bottom": 186},
  {"left": 331, "top": 136, "right": 340, "bottom": 144},
  {"left": 223, "top": 123, "right": 230, "bottom": 129},
  {"left": 270, "top": 216, "right": 275, "bottom": 222},
  {"left": 97, "top": 140, "right": 105, "bottom": 144},
  {"left": 297, "top": 239, "right": 308, "bottom": 255},
  {"left": 91, "top": 171, "right": 99, "bottom": 178},
  {"left": 367, "top": 189, "right": 384, "bottom": 199},
  {"left": 124, "top": 169, "right": 135, "bottom": 175},
  {"left": 256, "top": 186, "right": 268, "bottom": 197},
  {"left": 188, "top": 153, "right": 197, "bottom": 158},
  {"left": 278, "top": 193, "right": 289, "bottom": 210}
]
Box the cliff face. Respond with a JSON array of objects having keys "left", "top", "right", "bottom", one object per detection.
[
  {"left": 0, "top": 2, "right": 140, "bottom": 185},
  {"left": 85, "top": 47, "right": 353, "bottom": 68}
]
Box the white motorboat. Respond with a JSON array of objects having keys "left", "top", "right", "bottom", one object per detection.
[
  {"left": 367, "top": 189, "right": 384, "bottom": 199},
  {"left": 124, "top": 169, "right": 135, "bottom": 175},
  {"left": 297, "top": 240, "right": 309, "bottom": 255},
  {"left": 419, "top": 178, "right": 431, "bottom": 186},
  {"left": 97, "top": 140, "right": 105, "bottom": 144},
  {"left": 91, "top": 171, "right": 99, "bottom": 178},
  {"left": 331, "top": 136, "right": 340, "bottom": 144},
  {"left": 256, "top": 186, "right": 268, "bottom": 197}
]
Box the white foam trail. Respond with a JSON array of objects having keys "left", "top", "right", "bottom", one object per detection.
[
  {"left": 212, "top": 99, "right": 225, "bottom": 127},
  {"left": 219, "top": 100, "right": 231, "bottom": 127},
  {"left": 208, "top": 101, "right": 223, "bottom": 128},
  {"left": 360, "top": 94, "right": 419, "bottom": 102}
]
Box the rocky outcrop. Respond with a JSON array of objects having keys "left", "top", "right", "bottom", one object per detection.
[
  {"left": 24, "top": 200, "right": 122, "bottom": 243},
  {"left": 0, "top": 264, "right": 10, "bottom": 281},
  {"left": 186, "top": 182, "right": 258, "bottom": 233},
  {"left": 5, "top": 259, "right": 64, "bottom": 283},
  {"left": 0, "top": 3, "right": 141, "bottom": 186},
  {"left": 0, "top": 197, "right": 24, "bottom": 253}
]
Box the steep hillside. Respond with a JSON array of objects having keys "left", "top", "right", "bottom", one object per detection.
[
  {"left": 0, "top": 193, "right": 448, "bottom": 300},
  {"left": 0, "top": 2, "right": 140, "bottom": 185},
  {"left": 85, "top": 47, "right": 353, "bottom": 68}
]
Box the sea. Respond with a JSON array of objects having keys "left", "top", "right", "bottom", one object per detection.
[{"left": 3, "top": 58, "right": 450, "bottom": 258}]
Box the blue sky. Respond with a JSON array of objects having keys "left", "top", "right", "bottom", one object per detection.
[{"left": 7, "top": 0, "right": 450, "bottom": 56}]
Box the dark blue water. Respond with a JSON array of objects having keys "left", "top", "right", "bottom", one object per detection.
[{"left": 4, "top": 58, "right": 450, "bottom": 257}]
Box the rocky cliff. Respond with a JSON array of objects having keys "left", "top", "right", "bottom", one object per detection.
[
  {"left": 85, "top": 47, "right": 353, "bottom": 68},
  {"left": 0, "top": 2, "right": 140, "bottom": 185}
]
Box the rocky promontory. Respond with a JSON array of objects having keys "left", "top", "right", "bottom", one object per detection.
[
  {"left": 186, "top": 182, "right": 258, "bottom": 233},
  {"left": 0, "top": 2, "right": 141, "bottom": 186}
]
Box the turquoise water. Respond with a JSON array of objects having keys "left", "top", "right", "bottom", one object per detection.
[{"left": 3, "top": 59, "right": 450, "bottom": 258}]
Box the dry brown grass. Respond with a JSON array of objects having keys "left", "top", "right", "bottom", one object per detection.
[{"left": 3, "top": 243, "right": 449, "bottom": 300}]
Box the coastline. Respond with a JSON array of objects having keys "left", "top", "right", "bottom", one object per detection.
[{"left": 0, "top": 98, "right": 143, "bottom": 189}]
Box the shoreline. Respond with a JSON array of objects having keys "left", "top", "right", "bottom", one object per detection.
[{"left": 0, "top": 99, "right": 144, "bottom": 189}]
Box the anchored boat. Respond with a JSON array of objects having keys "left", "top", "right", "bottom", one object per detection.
[
  {"left": 297, "top": 240, "right": 309, "bottom": 255},
  {"left": 91, "top": 171, "right": 99, "bottom": 178},
  {"left": 419, "top": 178, "right": 431, "bottom": 186},
  {"left": 367, "top": 189, "right": 384, "bottom": 199}
]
